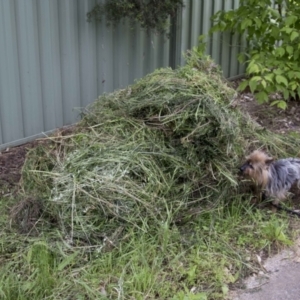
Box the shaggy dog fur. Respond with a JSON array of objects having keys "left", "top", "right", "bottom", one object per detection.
[{"left": 239, "top": 150, "right": 300, "bottom": 205}]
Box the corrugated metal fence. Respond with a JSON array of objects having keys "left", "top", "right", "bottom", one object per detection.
[
  {"left": 0, "top": 0, "right": 245, "bottom": 149},
  {"left": 177, "top": 0, "right": 246, "bottom": 78}
]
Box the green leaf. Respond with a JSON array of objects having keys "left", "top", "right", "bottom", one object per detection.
[
  {"left": 264, "top": 73, "right": 274, "bottom": 82},
  {"left": 271, "top": 27, "right": 280, "bottom": 38},
  {"left": 281, "top": 27, "right": 293, "bottom": 34},
  {"left": 286, "top": 45, "right": 293, "bottom": 55},
  {"left": 269, "top": 7, "right": 280, "bottom": 18},
  {"left": 274, "top": 47, "right": 285, "bottom": 57},
  {"left": 255, "top": 91, "right": 268, "bottom": 104},
  {"left": 254, "top": 18, "right": 262, "bottom": 28},
  {"left": 274, "top": 69, "right": 283, "bottom": 75},
  {"left": 272, "top": 100, "right": 287, "bottom": 110},
  {"left": 277, "top": 101, "right": 287, "bottom": 110},
  {"left": 237, "top": 80, "right": 249, "bottom": 92},
  {"left": 271, "top": 100, "right": 287, "bottom": 110},
  {"left": 285, "top": 15, "right": 298, "bottom": 26},
  {"left": 251, "top": 76, "right": 262, "bottom": 83},
  {"left": 290, "top": 82, "right": 298, "bottom": 90},
  {"left": 291, "top": 31, "right": 299, "bottom": 42},
  {"left": 251, "top": 53, "right": 261, "bottom": 60},
  {"left": 275, "top": 75, "right": 288, "bottom": 86},
  {"left": 270, "top": 100, "right": 279, "bottom": 106},
  {"left": 249, "top": 78, "right": 258, "bottom": 93},
  {"left": 247, "top": 61, "right": 260, "bottom": 74},
  {"left": 241, "top": 19, "right": 252, "bottom": 30},
  {"left": 287, "top": 71, "right": 295, "bottom": 79},
  {"left": 283, "top": 88, "right": 289, "bottom": 100}
]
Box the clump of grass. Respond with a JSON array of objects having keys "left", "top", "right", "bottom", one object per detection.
[{"left": 2, "top": 50, "right": 300, "bottom": 299}]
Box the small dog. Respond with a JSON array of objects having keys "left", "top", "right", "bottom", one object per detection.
[{"left": 239, "top": 150, "right": 300, "bottom": 206}]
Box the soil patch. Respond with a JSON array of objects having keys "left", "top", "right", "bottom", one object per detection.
[
  {"left": 0, "top": 126, "right": 74, "bottom": 194},
  {"left": 0, "top": 143, "right": 34, "bottom": 192},
  {"left": 231, "top": 79, "right": 300, "bottom": 134}
]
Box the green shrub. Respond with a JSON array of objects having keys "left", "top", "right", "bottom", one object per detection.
[{"left": 210, "top": 0, "right": 300, "bottom": 109}]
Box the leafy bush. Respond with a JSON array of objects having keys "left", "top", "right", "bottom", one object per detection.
[
  {"left": 210, "top": 0, "right": 300, "bottom": 109},
  {"left": 87, "top": 0, "right": 184, "bottom": 35}
]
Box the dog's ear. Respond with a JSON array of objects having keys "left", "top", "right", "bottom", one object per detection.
[{"left": 265, "top": 157, "right": 274, "bottom": 165}]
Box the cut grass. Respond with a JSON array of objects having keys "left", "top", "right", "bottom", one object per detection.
[{"left": 0, "top": 50, "right": 299, "bottom": 299}]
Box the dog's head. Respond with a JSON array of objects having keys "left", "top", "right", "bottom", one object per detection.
[{"left": 239, "top": 150, "right": 273, "bottom": 186}]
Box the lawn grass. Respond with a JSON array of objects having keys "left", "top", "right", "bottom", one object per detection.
[
  {"left": 0, "top": 50, "right": 299, "bottom": 299},
  {"left": 0, "top": 194, "right": 293, "bottom": 299}
]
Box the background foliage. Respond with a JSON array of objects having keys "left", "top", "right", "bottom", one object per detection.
[
  {"left": 87, "top": 0, "right": 184, "bottom": 35},
  {"left": 210, "top": 0, "right": 300, "bottom": 109}
]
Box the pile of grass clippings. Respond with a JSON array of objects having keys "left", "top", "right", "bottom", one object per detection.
[
  {"left": 21, "top": 52, "right": 298, "bottom": 237},
  {"left": 23, "top": 56, "right": 243, "bottom": 238},
  {"left": 2, "top": 50, "right": 300, "bottom": 299}
]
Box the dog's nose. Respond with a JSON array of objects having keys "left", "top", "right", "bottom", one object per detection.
[
  {"left": 239, "top": 164, "right": 247, "bottom": 173},
  {"left": 238, "top": 168, "right": 244, "bottom": 175}
]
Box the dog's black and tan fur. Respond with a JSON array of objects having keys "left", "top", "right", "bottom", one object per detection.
[{"left": 240, "top": 150, "right": 300, "bottom": 207}]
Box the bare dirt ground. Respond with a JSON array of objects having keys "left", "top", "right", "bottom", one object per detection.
[
  {"left": 230, "top": 79, "right": 300, "bottom": 134},
  {"left": 0, "top": 142, "right": 36, "bottom": 194}
]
